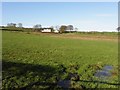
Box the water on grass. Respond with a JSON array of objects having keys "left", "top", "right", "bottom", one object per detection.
[
  {"left": 57, "top": 80, "right": 71, "bottom": 88},
  {"left": 103, "top": 66, "right": 113, "bottom": 71},
  {"left": 94, "top": 65, "right": 113, "bottom": 80}
]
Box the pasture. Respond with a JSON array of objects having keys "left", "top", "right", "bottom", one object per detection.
[{"left": 2, "top": 31, "right": 118, "bottom": 89}]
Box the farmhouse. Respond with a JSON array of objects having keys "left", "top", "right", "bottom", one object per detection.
[{"left": 41, "top": 28, "right": 53, "bottom": 33}]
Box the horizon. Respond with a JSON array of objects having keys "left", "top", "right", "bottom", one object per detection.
[{"left": 2, "top": 2, "right": 118, "bottom": 32}]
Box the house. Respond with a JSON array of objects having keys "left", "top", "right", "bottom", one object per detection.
[{"left": 41, "top": 28, "right": 53, "bottom": 33}]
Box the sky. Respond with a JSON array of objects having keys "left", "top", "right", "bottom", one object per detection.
[{"left": 2, "top": 2, "right": 118, "bottom": 32}]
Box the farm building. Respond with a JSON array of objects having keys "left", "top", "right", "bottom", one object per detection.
[{"left": 41, "top": 28, "right": 53, "bottom": 33}]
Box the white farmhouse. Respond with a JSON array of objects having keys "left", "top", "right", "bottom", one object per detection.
[{"left": 41, "top": 28, "right": 53, "bottom": 33}]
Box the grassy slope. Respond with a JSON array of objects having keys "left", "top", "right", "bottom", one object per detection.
[{"left": 3, "top": 31, "right": 118, "bottom": 65}]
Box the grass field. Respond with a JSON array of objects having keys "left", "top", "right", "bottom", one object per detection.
[{"left": 2, "top": 31, "right": 119, "bottom": 89}]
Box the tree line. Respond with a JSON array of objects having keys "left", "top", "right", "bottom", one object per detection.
[{"left": 1, "top": 23, "right": 78, "bottom": 33}]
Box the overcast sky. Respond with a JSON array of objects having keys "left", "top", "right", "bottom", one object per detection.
[{"left": 2, "top": 2, "right": 118, "bottom": 31}]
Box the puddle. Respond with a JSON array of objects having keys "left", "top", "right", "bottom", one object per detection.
[
  {"left": 94, "top": 65, "right": 113, "bottom": 79},
  {"left": 57, "top": 72, "right": 80, "bottom": 88},
  {"left": 95, "top": 70, "right": 111, "bottom": 77},
  {"left": 57, "top": 80, "right": 71, "bottom": 88},
  {"left": 103, "top": 65, "right": 113, "bottom": 71}
]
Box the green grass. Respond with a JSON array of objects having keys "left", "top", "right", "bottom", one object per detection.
[{"left": 2, "top": 31, "right": 118, "bottom": 89}]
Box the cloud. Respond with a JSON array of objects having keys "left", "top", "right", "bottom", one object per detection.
[{"left": 96, "top": 14, "right": 115, "bottom": 17}]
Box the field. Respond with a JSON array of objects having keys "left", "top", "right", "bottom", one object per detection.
[{"left": 2, "top": 31, "right": 119, "bottom": 89}]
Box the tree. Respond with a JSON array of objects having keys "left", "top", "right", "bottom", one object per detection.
[
  {"left": 67, "top": 25, "right": 73, "bottom": 30},
  {"left": 66, "top": 25, "right": 74, "bottom": 33},
  {"left": 55, "top": 25, "right": 60, "bottom": 31},
  {"left": 59, "top": 25, "right": 67, "bottom": 33},
  {"left": 18, "top": 23, "right": 22, "bottom": 28},
  {"left": 75, "top": 28, "right": 78, "bottom": 31},
  {"left": 50, "top": 26, "right": 54, "bottom": 32},
  {"left": 37, "top": 24, "right": 42, "bottom": 28},
  {"left": 33, "top": 24, "right": 42, "bottom": 32},
  {"left": 7, "top": 23, "right": 16, "bottom": 27}
]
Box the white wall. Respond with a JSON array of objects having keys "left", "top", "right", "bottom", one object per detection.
[{"left": 41, "top": 29, "right": 51, "bottom": 32}]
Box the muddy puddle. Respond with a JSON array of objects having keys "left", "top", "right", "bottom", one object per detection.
[{"left": 94, "top": 65, "right": 113, "bottom": 79}]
